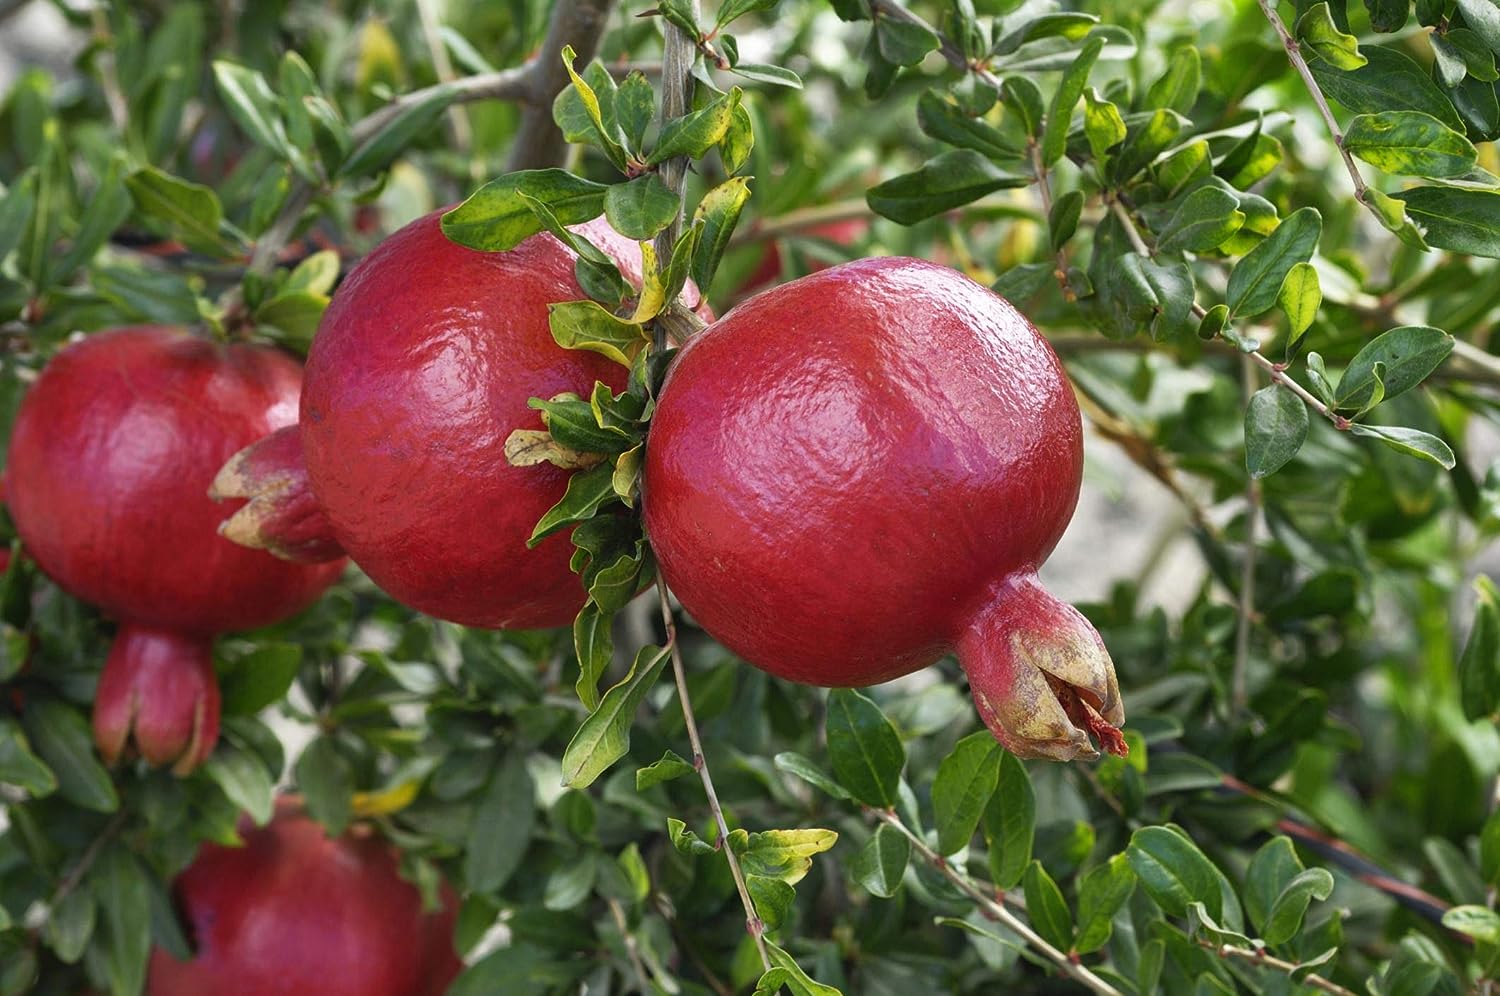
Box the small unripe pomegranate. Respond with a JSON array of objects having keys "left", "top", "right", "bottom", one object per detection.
[
  {"left": 5, "top": 327, "right": 344, "bottom": 773},
  {"left": 148, "top": 802, "right": 462, "bottom": 996},
  {"left": 643, "top": 258, "right": 1125, "bottom": 760},
  {"left": 216, "top": 211, "right": 709, "bottom": 630}
]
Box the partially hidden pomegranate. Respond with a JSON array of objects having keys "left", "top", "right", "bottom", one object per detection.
[
  {"left": 643, "top": 257, "right": 1126, "bottom": 761},
  {"left": 5, "top": 327, "right": 344, "bottom": 773},
  {"left": 148, "top": 801, "right": 462, "bottom": 996},
  {"left": 214, "top": 210, "right": 710, "bottom": 630},
  {"left": 734, "top": 216, "right": 868, "bottom": 300}
]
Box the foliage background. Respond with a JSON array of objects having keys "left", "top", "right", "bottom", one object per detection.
[{"left": 2, "top": 0, "right": 1500, "bottom": 994}]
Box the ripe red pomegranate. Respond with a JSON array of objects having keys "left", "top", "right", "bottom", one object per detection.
[
  {"left": 5, "top": 327, "right": 344, "bottom": 773},
  {"left": 215, "top": 211, "right": 709, "bottom": 630},
  {"left": 735, "top": 217, "right": 868, "bottom": 299},
  {"left": 148, "top": 802, "right": 462, "bottom": 996},
  {"left": 643, "top": 257, "right": 1125, "bottom": 760}
]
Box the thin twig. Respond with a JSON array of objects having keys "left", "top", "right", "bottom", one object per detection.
[
  {"left": 47, "top": 811, "right": 128, "bottom": 914},
  {"left": 658, "top": 585, "right": 773, "bottom": 972},
  {"left": 508, "top": 0, "right": 618, "bottom": 171},
  {"left": 651, "top": 0, "right": 700, "bottom": 266},
  {"left": 89, "top": 7, "right": 129, "bottom": 133},
  {"left": 867, "top": 807, "right": 1123, "bottom": 996},
  {"left": 1199, "top": 940, "right": 1358, "bottom": 996},
  {"left": 1030, "top": 142, "right": 1076, "bottom": 301},
  {"left": 1252, "top": 0, "right": 1367, "bottom": 201},
  {"left": 727, "top": 199, "right": 874, "bottom": 248},
  {"left": 413, "top": 0, "right": 477, "bottom": 168},
  {"left": 1234, "top": 355, "right": 1261, "bottom": 713},
  {"left": 606, "top": 895, "right": 653, "bottom": 993}
]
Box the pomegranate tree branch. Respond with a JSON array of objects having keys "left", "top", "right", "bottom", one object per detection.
[
  {"left": 652, "top": 0, "right": 700, "bottom": 262},
  {"left": 507, "top": 0, "right": 618, "bottom": 171},
  {"left": 606, "top": 894, "right": 653, "bottom": 992},
  {"left": 1197, "top": 940, "right": 1357, "bottom": 996},
  {"left": 865, "top": 807, "right": 1123, "bottom": 996},
  {"left": 1234, "top": 356, "right": 1261, "bottom": 713},
  {"left": 1252, "top": 0, "right": 1368, "bottom": 201},
  {"left": 658, "top": 585, "right": 774, "bottom": 972}
]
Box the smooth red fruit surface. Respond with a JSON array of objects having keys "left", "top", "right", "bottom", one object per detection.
[
  {"left": 148, "top": 805, "right": 461, "bottom": 996},
  {"left": 6, "top": 326, "right": 344, "bottom": 770},
  {"left": 644, "top": 257, "right": 1125, "bottom": 760},
  {"left": 290, "top": 210, "right": 706, "bottom": 629}
]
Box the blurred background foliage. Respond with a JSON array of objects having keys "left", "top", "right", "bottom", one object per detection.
[{"left": 1, "top": 0, "right": 1500, "bottom": 993}]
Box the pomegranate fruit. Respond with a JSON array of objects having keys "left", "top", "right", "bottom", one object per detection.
[
  {"left": 148, "top": 802, "right": 462, "bottom": 996},
  {"left": 5, "top": 327, "right": 344, "bottom": 773},
  {"left": 643, "top": 257, "right": 1125, "bottom": 760},
  {"left": 215, "top": 211, "right": 709, "bottom": 630}
]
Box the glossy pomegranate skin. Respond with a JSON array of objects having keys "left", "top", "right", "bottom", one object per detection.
[
  {"left": 7, "top": 327, "right": 343, "bottom": 633},
  {"left": 644, "top": 257, "right": 1082, "bottom": 687},
  {"left": 148, "top": 807, "right": 462, "bottom": 996},
  {"left": 300, "top": 211, "right": 704, "bottom": 630}
]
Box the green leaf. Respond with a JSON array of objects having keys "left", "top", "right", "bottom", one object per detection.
[
  {"left": 1264, "top": 867, "right": 1335, "bottom": 944},
  {"left": 574, "top": 601, "right": 613, "bottom": 710},
  {"left": 254, "top": 290, "right": 328, "bottom": 348},
  {"left": 761, "top": 942, "right": 842, "bottom": 996},
  {"left": 22, "top": 697, "right": 118, "bottom": 813},
  {"left": 1311, "top": 47, "right": 1464, "bottom": 131},
  {"left": 717, "top": 0, "right": 779, "bottom": 28},
  {"left": 1457, "top": 0, "right": 1500, "bottom": 53},
  {"left": 1296, "top": 2, "right": 1366, "bottom": 69},
  {"left": 931, "top": 730, "right": 1001, "bottom": 855},
  {"left": 1278, "top": 261, "right": 1321, "bottom": 346},
  {"left": 1157, "top": 185, "right": 1246, "bottom": 253},
  {"left": 0, "top": 171, "right": 37, "bottom": 268},
  {"left": 465, "top": 752, "right": 535, "bottom": 892},
  {"left": 1110, "top": 108, "right": 1186, "bottom": 183},
  {"left": 825, "top": 688, "right": 905, "bottom": 807},
  {"left": 561, "top": 644, "right": 670, "bottom": 788},
  {"left": 1156, "top": 139, "right": 1211, "bottom": 197},
  {"left": 729, "top": 63, "right": 804, "bottom": 89},
  {"left": 441, "top": 169, "right": 607, "bottom": 252},
  {"left": 212, "top": 60, "right": 293, "bottom": 159},
  {"left": 294, "top": 736, "right": 353, "bottom": 836},
  {"left": 529, "top": 462, "right": 620, "bottom": 545},
  {"left": 530, "top": 395, "right": 634, "bottom": 454},
  {"left": 614, "top": 72, "right": 656, "bottom": 154},
  {"left": 916, "top": 91, "right": 1023, "bottom": 161},
  {"left": 773, "top": 751, "right": 852, "bottom": 800},
  {"left": 558, "top": 47, "right": 628, "bottom": 170},
  {"left": 97, "top": 844, "right": 151, "bottom": 996},
  {"left": 1001, "top": 76, "right": 1045, "bottom": 136},
  {"left": 1450, "top": 28, "right": 1499, "bottom": 80},
  {"left": 1225, "top": 207, "right": 1322, "bottom": 318},
  {"left": 1347, "top": 423, "right": 1457, "bottom": 468},
  {"left": 691, "top": 176, "right": 753, "bottom": 290},
  {"left": 1443, "top": 905, "right": 1500, "bottom": 943},
  {"left": 1146, "top": 46, "right": 1201, "bottom": 114},
  {"left": 851, "top": 822, "right": 909, "bottom": 898},
  {"left": 338, "top": 83, "right": 458, "bottom": 179},
  {"left": 667, "top": 817, "right": 715, "bottom": 856},
  {"left": 866, "top": 149, "right": 1030, "bottom": 224},
  {"left": 202, "top": 744, "right": 274, "bottom": 826},
  {"left": 747, "top": 875, "right": 796, "bottom": 930},
  {"left": 1022, "top": 861, "right": 1073, "bottom": 952},
  {"left": 1481, "top": 807, "right": 1500, "bottom": 885},
  {"left": 993, "top": 12, "right": 1099, "bottom": 55},
  {"left": 125, "top": 166, "right": 240, "bottom": 258},
  {"left": 1075, "top": 854, "right": 1136, "bottom": 952},
  {"left": 603, "top": 176, "right": 677, "bottom": 241},
  {"left": 1048, "top": 190, "right": 1083, "bottom": 252},
  {"left": 0, "top": 719, "right": 57, "bottom": 797},
  {"left": 1042, "top": 36, "right": 1103, "bottom": 166},
  {"left": 1334, "top": 325, "right": 1454, "bottom": 410},
  {"left": 546, "top": 299, "right": 649, "bottom": 368},
  {"left": 45, "top": 887, "right": 95, "bottom": 964},
  {"left": 55, "top": 158, "right": 132, "bottom": 282},
  {"left": 721, "top": 102, "right": 755, "bottom": 174},
  {"left": 1083, "top": 88, "right": 1128, "bottom": 163},
  {"left": 1342, "top": 111, "right": 1477, "bottom": 178},
  {"left": 1245, "top": 385, "right": 1309, "bottom": 479},
  {"left": 1395, "top": 187, "right": 1500, "bottom": 258},
  {"left": 1245, "top": 837, "right": 1302, "bottom": 934},
  {"left": 636, "top": 749, "right": 695, "bottom": 791},
  {"left": 647, "top": 88, "right": 744, "bottom": 166},
  {"left": 730, "top": 827, "right": 838, "bottom": 885},
  {"left": 874, "top": 15, "right": 940, "bottom": 66},
  {"left": 1126, "top": 825, "right": 1223, "bottom": 919},
  {"left": 1459, "top": 576, "right": 1500, "bottom": 721},
  {"left": 981, "top": 750, "right": 1035, "bottom": 889}
]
